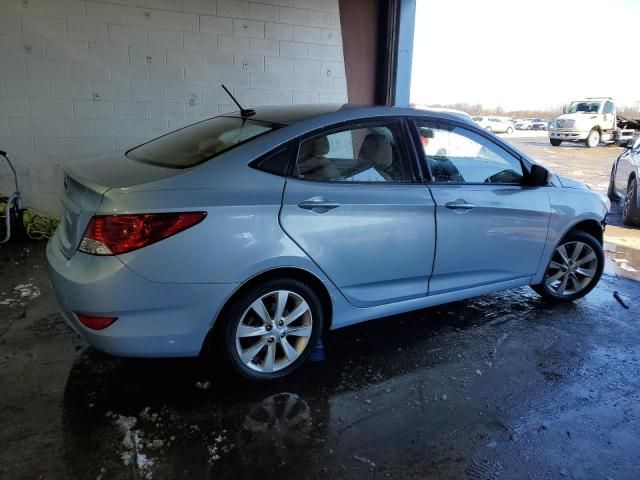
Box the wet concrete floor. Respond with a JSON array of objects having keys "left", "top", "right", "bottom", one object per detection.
[{"left": 1, "top": 137, "right": 640, "bottom": 480}]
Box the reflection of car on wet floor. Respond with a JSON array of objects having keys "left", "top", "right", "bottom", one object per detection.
[
  {"left": 47, "top": 103, "right": 610, "bottom": 382},
  {"left": 608, "top": 135, "right": 640, "bottom": 226}
]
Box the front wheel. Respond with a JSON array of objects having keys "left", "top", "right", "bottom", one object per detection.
[
  {"left": 222, "top": 278, "right": 322, "bottom": 381},
  {"left": 622, "top": 177, "right": 640, "bottom": 226},
  {"left": 532, "top": 231, "right": 604, "bottom": 302},
  {"left": 585, "top": 129, "right": 600, "bottom": 148},
  {"left": 550, "top": 138, "right": 562, "bottom": 146}
]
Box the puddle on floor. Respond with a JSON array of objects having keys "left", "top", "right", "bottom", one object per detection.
[{"left": 604, "top": 242, "right": 640, "bottom": 281}]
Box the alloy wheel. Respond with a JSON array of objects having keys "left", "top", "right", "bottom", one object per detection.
[
  {"left": 544, "top": 241, "right": 598, "bottom": 296},
  {"left": 235, "top": 290, "right": 313, "bottom": 373}
]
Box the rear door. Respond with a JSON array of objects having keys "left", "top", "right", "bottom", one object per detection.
[
  {"left": 412, "top": 119, "right": 551, "bottom": 295},
  {"left": 280, "top": 119, "right": 436, "bottom": 308}
]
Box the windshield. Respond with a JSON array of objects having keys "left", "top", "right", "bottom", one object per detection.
[
  {"left": 127, "top": 117, "right": 282, "bottom": 168},
  {"left": 567, "top": 102, "right": 602, "bottom": 114}
]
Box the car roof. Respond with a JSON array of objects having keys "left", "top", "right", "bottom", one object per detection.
[{"left": 220, "top": 104, "right": 477, "bottom": 127}]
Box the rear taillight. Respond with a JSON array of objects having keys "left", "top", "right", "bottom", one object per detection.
[
  {"left": 78, "top": 212, "right": 206, "bottom": 255},
  {"left": 75, "top": 313, "right": 118, "bottom": 330}
]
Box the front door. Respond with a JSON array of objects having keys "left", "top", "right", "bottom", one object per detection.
[
  {"left": 280, "top": 119, "right": 436, "bottom": 308},
  {"left": 413, "top": 119, "right": 551, "bottom": 295}
]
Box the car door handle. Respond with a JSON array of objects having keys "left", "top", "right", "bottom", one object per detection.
[
  {"left": 297, "top": 197, "right": 341, "bottom": 213},
  {"left": 445, "top": 200, "right": 475, "bottom": 210}
]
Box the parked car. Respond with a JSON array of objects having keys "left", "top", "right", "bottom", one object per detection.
[
  {"left": 515, "top": 119, "right": 533, "bottom": 130},
  {"left": 472, "top": 116, "right": 514, "bottom": 134},
  {"left": 608, "top": 135, "right": 640, "bottom": 225},
  {"left": 531, "top": 118, "right": 548, "bottom": 130},
  {"left": 47, "top": 104, "right": 609, "bottom": 381}
]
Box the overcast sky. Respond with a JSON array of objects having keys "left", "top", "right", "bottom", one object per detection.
[{"left": 410, "top": 0, "right": 640, "bottom": 110}]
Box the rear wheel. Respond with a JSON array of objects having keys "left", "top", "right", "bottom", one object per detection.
[
  {"left": 532, "top": 231, "right": 604, "bottom": 302},
  {"left": 506, "top": 127, "right": 513, "bottom": 134},
  {"left": 222, "top": 278, "right": 322, "bottom": 381},
  {"left": 585, "top": 129, "right": 600, "bottom": 148},
  {"left": 550, "top": 138, "right": 562, "bottom": 146},
  {"left": 622, "top": 177, "right": 640, "bottom": 226}
]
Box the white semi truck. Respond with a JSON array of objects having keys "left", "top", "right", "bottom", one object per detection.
[{"left": 548, "top": 97, "right": 640, "bottom": 148}]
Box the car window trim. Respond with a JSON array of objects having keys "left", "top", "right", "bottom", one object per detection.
[
  {"left": 287, "top": 117, "right": 422, "bottom": 185},
  {"left": 407, "top": 117, "right": 532, "bottom": 187}
]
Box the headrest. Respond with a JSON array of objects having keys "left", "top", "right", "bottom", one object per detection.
[
  {"left": 300, "top": 135, "right": 330, "bottom": 159},
  {"left": 358, "top": 133, "right": 393, "bottom": 168}
]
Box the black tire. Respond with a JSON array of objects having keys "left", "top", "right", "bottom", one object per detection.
[
  {"left": 550, "top": 138, "right": 562, "bottom": 146},
  {"left": 607, "top": 165, "right": 619, "bottom": 201},
  {"left": 585, "top": 129, "right": 600, "bottom": 148},
  {"left": 486, "top": 126, "right": 493, "bottom": 133},
  {"left": 622, "top": 177, "right": 640, "bottom": 226},
  {"left": 506, "top": 127, "right": 513, "bottom": 134},
  {"left": 220, "top": 277, "right": 323, "bottom": 381},
  {"left": 531, "top": 230, "right": 604, "bottom": 302}
]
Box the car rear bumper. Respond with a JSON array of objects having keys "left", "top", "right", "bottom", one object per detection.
[
  {"left": 549, "top": 129, "right": 589, "bottom": 140},
  {"left": 46, "top": 231, "right": 237, "bottom": 357}
]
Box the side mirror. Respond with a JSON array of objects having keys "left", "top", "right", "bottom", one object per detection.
[{"left": 524, "top": 164, "right": 549, "bottom": 187}]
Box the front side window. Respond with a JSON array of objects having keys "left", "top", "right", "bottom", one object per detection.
[
  {"left": 127, "top": 116, "right": 282, "bottom": 168},
  {"left": 416, "top": 122, "right": 524, "bottom": 184},
  {"left": 603, "top": 101, "right": 614, "bottom": 114},
  {"left": 292, "top": 123, "right": 413, "bottom": 183}
]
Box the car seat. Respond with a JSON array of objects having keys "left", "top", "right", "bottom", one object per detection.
[
  {"left": 356, "top": 133, "right": 394, "bottom": 181},
  {"left": 297, "top": 136, "right": 339, "bottom": 180}
]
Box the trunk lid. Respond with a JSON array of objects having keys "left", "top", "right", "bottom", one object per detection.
[{"left": 57, "top": 152, "right": 187, "bottom": 258}]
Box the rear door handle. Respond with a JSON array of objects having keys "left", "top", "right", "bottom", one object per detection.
[
  {"left": 445, "top": 200, "right": 475, "bottom": 210},
  {"left": 297, "top": 196, "right": 341, "bottom": 213}
]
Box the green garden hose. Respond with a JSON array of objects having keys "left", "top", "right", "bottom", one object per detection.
[{"left": 21, "top": 208, "right": 59, "bottom": 240}]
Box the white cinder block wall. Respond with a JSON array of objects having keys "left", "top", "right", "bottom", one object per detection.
[{"left": 0, "top": 0, "right": 346, "bottom": 214}]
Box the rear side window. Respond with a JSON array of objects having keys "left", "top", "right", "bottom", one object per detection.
[
  {"left": 291, "top": 122, "right": 414, "bottom": 183},
  {"left": 251, "top": 144, "right": 291, "bottom": 176},
  {"left": 127, "top": 116, "right": 282, "bottom": 168}
]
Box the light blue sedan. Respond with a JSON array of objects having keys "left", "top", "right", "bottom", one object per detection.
[{"left": 47, "top": 105, "right": 610, "bottom": 380}]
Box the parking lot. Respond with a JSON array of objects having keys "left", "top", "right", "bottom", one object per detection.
[{"left": 1, "top": 134, "right": 639, "bottom": 480}]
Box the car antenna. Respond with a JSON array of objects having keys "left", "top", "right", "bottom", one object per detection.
[{"left": 221, "top": 84, "right": 255, "bottom": 118}]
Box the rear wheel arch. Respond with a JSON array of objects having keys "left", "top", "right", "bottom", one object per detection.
[{"left": 202, "top": 267, "right": 333, "bottom": 355}]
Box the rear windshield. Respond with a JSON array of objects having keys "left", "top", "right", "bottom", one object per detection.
[{"left": 126, "top": 116, "right": 282, "bottom": 168}]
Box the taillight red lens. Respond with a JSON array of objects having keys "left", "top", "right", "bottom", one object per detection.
[
  {"left": 79, "top": 212, "right": 206, "bottom": 255},
  {"left": 75, "top": 313, "right": 118, "bottom": 330}
]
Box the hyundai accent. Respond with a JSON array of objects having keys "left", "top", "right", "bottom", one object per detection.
[{"left": 47, "top": 104, "right": 610, "bottom": 380}]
